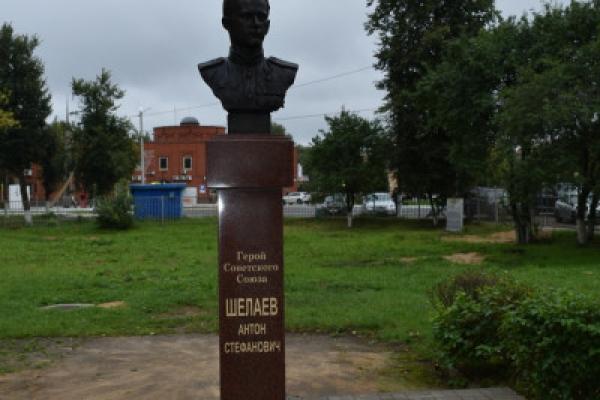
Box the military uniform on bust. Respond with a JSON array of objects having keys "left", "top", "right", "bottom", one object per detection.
[{"left": 199, "top": 50, "right": 297, "bottom": 114}]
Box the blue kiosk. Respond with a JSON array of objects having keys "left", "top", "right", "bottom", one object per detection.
[{"left": 129, "top": 184, "right": 187, "bottom": 220}]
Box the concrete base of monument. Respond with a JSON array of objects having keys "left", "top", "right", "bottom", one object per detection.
[{"left": 0, "top": 334, "right": 412, "bottom": 400}]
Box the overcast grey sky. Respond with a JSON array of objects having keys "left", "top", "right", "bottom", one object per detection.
[{"left": 3, "top": 0, "right": 562, "bottom": 144}]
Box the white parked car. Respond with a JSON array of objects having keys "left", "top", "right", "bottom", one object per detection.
[
  {"left": 363, "top": 192, "right": 396, "bottom": 216},
  {"left": 555, "top": 194, "right": 600, "bottom": 223},
  {"left": 283, "top": 192, "right": 311, "bottom": 205}
]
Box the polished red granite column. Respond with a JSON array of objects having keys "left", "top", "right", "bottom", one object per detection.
[{"left": 207, "top": 134, "right": 293, "bottom": 400}]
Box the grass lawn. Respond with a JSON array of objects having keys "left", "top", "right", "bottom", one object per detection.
[{"left": 1, "top": 218, "right": 599, "bottom": 361}]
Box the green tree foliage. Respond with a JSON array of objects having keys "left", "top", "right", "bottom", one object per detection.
[
  {"left": 271, "top": 122, "right": 287, "bottom": 136},
  {"left": 0, "top": 91, "right": 17, "bottom": 129},
  {"left": 0, "top": 23, "right": 52, "bottom": 224},
  {"left": 421, "top": 17, "right": 542, "bottom": 243},
  {"left": 497, "top": 3, "right": 600, "bottom": 244},
  {"left": 72, "top": 69, "right": 137, "bottom": 197},
  {"left": 402, "top": 1, "right": 600, "bottom": 244},
  {"left": 365, "top": 0, "right": 497, "bottom": 209},
  {"left": 303, "top": 110, "right": 390, "bottom": 227}
]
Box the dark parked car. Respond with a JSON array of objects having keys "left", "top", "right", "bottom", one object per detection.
[{"left": 317, "top": 194, "right": 346, "bottom": 216}]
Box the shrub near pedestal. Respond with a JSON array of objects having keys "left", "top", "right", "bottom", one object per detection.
[
  {"left": 433, "top": 273, "right": 600, "bottom": 400},
  {"left": 432, "top": 273, "right": 531, "bottom": 376},
  {"left": 502, "top": 292, "right": 600, "bottom": 400}
]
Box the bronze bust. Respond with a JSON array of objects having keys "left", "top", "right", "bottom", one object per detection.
[{"left": 198, "top": 0, "right": 298, "bottom": 116}]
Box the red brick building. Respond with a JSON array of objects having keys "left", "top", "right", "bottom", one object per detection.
[
  {"left": 133, "top": 117, "right": 300, "bottom": 203},
  {"left": 132, "top": 117, "right": 225, "bottom": 202}
]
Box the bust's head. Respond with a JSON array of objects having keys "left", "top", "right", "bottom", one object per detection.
[{"left": 222, "top": 0, "right": 270, "bottom": 49}]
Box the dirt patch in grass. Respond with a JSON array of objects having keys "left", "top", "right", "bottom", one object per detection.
[
  {"left": 0, "top": 334, "right": 436, "bottom": 399},
  {"left": 444, "top": 252, "right": 486, "bottom": 265},
  {"left": 97, "top": 301, "right": 127, "bottom": 309},
  {"left": 443, "top": 230, "right": 516, "bottom": 244},
  {"left": 156, "top": 305, "right": 207, "bottom": 319}
]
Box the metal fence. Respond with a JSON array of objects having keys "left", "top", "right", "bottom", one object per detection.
[
  {"left": 0, "top": 199, "right": 95, "bottom": 228},
  {"left": 0, "top": 192, "right": 586, "bottom": 230}
]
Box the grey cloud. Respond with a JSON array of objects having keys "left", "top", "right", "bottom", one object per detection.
[{"left": 4, "top": 0, "right": 560, "bottom": 144}]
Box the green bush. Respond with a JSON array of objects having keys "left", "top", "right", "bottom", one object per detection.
[
  {"left": 433, "top": 273, "right": 600, "bottom": 399},
  {"left": 432, "top": 276, "right": 531, "bottom": 375},
  {"left": 502, "top": 292, "right": 600, "bottom": 400},
  {"left": 95, "top": 184, "right": 134, "bottom": 230},
  {"left": 430, "top": 270, "right": 503, "bottom": 311}
]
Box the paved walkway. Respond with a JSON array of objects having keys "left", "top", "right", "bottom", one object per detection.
[{"left": 299, "top": 388, "right": 525, "bottom": 400}]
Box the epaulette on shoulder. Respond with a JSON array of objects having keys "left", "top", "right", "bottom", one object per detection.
[
  {"left": 198, "top": 57, "right": 226, "bottom": 71},
  {"left": 268, "top": 57, "right": 299, "bottom": 70}
]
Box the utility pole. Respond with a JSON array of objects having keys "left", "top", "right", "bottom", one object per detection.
[{"left": 138, "top": 107, "right": 150, "bottom": 184}]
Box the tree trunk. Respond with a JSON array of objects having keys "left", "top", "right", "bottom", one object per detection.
[
  {"left": 428, "top": 194, "right": 438, "bottom": 227},
  {"left": 576, "top": 189, "right": 590, "bottom": 245},
  {"left": 512, "top": 201, "right": 534, "bottom": 244},
  {"left": 576, "top": 219, "right": 588, "bottom": 245},
  {"left": 19, "top": 176, "right": 32, "bottom": 226},
  {"left": 346, "top": 192, "right": 354, "bottom": 229},
  {"left": 587, "top": 194, "right": 598, "bottom": 242}
]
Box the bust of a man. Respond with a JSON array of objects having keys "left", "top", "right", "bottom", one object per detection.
[{"left": 198, "top": 0, "right": 299, "bottom": 115}]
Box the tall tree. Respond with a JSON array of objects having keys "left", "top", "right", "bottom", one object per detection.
[
  {"left": 365, "top": 0, "right": 497, "bottom": 216},
  {"left": 498, "top": 2, "right": 600, "bottom": 244},
  {"left": 303, "top": 110, "right": 390, "bottom": 228},
  {"left": 0, "top": 23, "right": 52, "bottom": 225},
  {"left": 415, "top": 1, "right": 600, "bottom": 244},
  {"left": 416, "top": 16, "right": 540, "bottom": 242},
  {"left": 72, "top": 69, "right": 137, "bottom": 197}
]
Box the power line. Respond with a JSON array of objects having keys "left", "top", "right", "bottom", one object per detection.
[
  {"left": 274, "top": 107, "right": 378, "bottom": 122},
  {"left": 291, "top": 66, "right": 373, "bottom": 89},
  {"left": 130, "top": 102, "right": 220, "bottom": 119},
  {"left": 124, "top": 65, "right": 375, "bottom": 120}
]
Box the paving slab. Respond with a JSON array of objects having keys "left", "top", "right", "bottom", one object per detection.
[
  {"left": 0, "top": 334, "right": 525, "bottom": 400},
  {"left": 311, "top": 388, "right": 524, "bottom": 400}
]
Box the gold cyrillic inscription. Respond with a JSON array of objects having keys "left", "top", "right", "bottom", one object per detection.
[
  {"left": 223, "top": 263, "right": 279, "bottom": 273},
  {"left": 224, "top": 341, "right": 281, "bottom": 354},
  {"left": 238, "top": 323, "right": 267, "bottom": 336},
  {"left": 225, "top": 297, "right": 278, "bottom": 317},
  {"left": 236, "top": 251, "right": 267, "bottom": 263},
  {"left": 236, "top": 274, "right": 268, "bottom": 284}
]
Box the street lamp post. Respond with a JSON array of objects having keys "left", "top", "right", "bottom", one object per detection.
[{"left": 138, "top": 107, "right": 150, "bottom": 184}]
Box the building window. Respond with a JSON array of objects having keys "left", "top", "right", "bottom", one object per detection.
[
  {"left": 159, "top": 157, "right": 168, "bottom": 171},
  {"left": 183, "top": 156, "right": 192, "bottom": 171}
]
